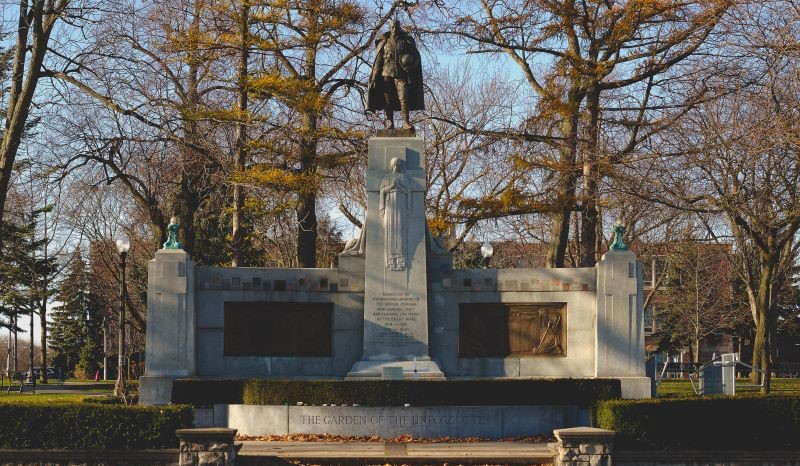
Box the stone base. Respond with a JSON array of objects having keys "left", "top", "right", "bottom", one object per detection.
[
  {"left": 346, "top": 359, "right": 445, "bottom": 379},
  {"left": 376, "top": 128, "right": 416, "bottom": 137},
  {"left": 221, "top": 404, "right": 579, "bottom": 438},
  {"left": 552, "top": 426, "right": 615, "bottom": 466},
  {"left": 618, "top": 377, "right": 652, "bottom": 399},
  {"left": 139, "top": 375, "right": 176, "bottom": 405}
]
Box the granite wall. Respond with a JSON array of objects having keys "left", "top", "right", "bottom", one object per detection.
[
  {"left": 180, "top": 264, "right": 603, "bottom": 379},
  {"left": 141, "top": 245, "right": 649, "bottom": 404}
]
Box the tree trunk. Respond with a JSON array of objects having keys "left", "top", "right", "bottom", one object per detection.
[
  {"left": 752, "top": 251, "right": 777, "bottom": 392},
  {"left": 173, "top": 0, "right": 203, "bottom": 261},
  {"left": 231, "top": 1, "right": 249, "bottom": 267},
  {"left": 0, "top": 0, "right": 53, "bottom": 226},
  {"left": 546, "top": 106, "right": 580, "bottom": 268},
  {"left": 764, "top": 312, "right": 775, "bottom": 394},
  {"left": 39, "top": 300, "right": 47, "bottom": 383},
  {"left": 751, "top": 315, "right": 763, "bottom": 385},
  {"left": 750, "top": 310, "right": 771, "bottom": 393},
  {"left": 175, "top": 176, "right": 200, "bottom": 257},
  {"left": 580, "top": 85, "right": 601, "bottom": 267},
  {"left": 295, "top": 44, "right": 319, "bottom": 269},
  {"left": 296, "top": 110, "right": 318, "bottom": 268}
]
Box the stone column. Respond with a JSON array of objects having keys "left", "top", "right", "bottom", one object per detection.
[
  {"left": 550, "top": 427, "right": 615, "bottom": 466},
  {"left": 348, "top": 136, "right": 444, "bottom": 378},
  {"left": 140, "top": 249, "right": 196, "bottom": 405},
  {"left": 177, "top": 428, "right": 238, "bottom": 466},
  {"left": 595, "top": 248, "right": 650, "bottom": 398}
]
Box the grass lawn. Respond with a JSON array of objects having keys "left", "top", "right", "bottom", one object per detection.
[
  {"left": 657, "top": 377, "right": 800, "bottom": 397},
  {"left": 0, "top": 392, "right": 94, "bottom": 403}
]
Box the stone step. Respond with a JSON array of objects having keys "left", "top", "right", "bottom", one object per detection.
[{"left": 237, "top": 441, "right": 554, "bottom": 465}]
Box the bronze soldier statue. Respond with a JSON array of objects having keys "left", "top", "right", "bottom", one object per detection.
[{"left": 367, "top": 20, "right": 425, "bottom": 130}]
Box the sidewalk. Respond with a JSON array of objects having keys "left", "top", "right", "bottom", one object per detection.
[
  {"left": 239, "top": 441, "right": 554, "bottom": 464},
  {"left": 1, "top": 381, "right": 114, "bottom": 395}
]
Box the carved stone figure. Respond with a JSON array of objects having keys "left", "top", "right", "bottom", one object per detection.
[
  {"left": 425, "top": 224, "right": 450, "bottom": 256},
  {"left": 379, "top": 158, "right": 411, "bottom": 270},
  {"left": 367, "top": 20, "right": 425, "bottom": 130},
  {"left": 341, "top": 224, "right": 366, "bottom": 256},
  {"left": 534, "top": 310, "right": 564, "bottom": 355}
]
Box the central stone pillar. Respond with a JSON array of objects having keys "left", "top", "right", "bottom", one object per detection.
[{"left": 347, "top": 136, "right": 444, "bottom": 378}]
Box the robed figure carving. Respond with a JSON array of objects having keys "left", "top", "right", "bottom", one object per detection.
[
  {"left": 380, "top": 158, "right": 412, "bottom": 271},
  {"left": 367, "top": 20, "right": 425, "bottom": 130}
]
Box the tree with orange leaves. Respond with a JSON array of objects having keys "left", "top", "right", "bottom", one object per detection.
[{"left": 434, "top": 0, "right": 732, "bottom": 267}]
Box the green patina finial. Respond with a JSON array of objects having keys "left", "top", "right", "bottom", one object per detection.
[
  {"left": 610, "top": 219, "right": 628, "bottom": 251},
  {"left": 163, "top": 216, "right": 184, "bottom": 250}
]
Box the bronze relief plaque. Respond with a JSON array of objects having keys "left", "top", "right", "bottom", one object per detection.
[
  {"left": 224, "top": 302, "right": 333, "bottom": 357},
  {"left": 458, "top": 303, "right": 566, "bottom": 357}
]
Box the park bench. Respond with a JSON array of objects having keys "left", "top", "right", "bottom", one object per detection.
[{"left": 5, "top": 371, "right": 36, "bottom": 394}]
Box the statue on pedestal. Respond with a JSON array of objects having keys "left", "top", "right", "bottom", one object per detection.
[{"left": 367, "top": 20, "right": 425, "bottom": 130}]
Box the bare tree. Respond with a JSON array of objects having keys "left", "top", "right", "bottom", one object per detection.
[
  {"left": 658, "top": 241, "right": 748, "bottom": 363},
  {"left": 641, "top": 0, "right": 800, "bottom": 391},
  {"left": 0, "top": 0, "right": 74, "bottom": 226}
]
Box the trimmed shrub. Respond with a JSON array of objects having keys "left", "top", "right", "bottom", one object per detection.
[
  {"left": 172, "top": 379, "right": 244, "bottom": 407},
  {"left": 240, "top": 379, "right": 620, "bottom": 407},
  {"left": 81, "top": 395, "right": 125, "bottom": 404},
  {"left": 593, "top": 395, "right": 800, "bottom": 450},
  {"left": 0, "top": 403, "right": 193, "bottom": 449}
]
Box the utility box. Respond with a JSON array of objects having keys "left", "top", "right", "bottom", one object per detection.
[
  {"left": 701, "top": 364, "right": 723, "bottom": 395},
  {"left": 702, "top": 353, "right": 737, "bottom": 395},
  {"left": 722, "top": 353, "right": 737, "bottom": 395}
]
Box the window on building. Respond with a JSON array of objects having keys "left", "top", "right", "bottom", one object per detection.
[
  {"left": 644, "top": 304, "right": 655, "bottom": 334},
  {"left": 642, "top": 256, "right": 667, "bottom": 288}
]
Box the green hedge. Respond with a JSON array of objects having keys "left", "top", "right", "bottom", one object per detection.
[
  {"left": 594, "top": 395, "right": 800, "bottom": 450},
  {"left": 172, "top": 379, "right": 244, "bottom": 407},
  {"left": 169, "top": 378, "right": 620, "bottom": 407},
  {"left": 0, "top": 403, "right": 193, "bottom": 449}
]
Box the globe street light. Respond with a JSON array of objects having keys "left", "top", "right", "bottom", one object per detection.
[
  {"left": 102, "top": 313, "right": 109, "bottom": 381},
  {"left": 480, "top": 241, "right": 494, "bottom": 268},
  {"left": 114, "top": 238, "right": 130, "bottom": 398}
]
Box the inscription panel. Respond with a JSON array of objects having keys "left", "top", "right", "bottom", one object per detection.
[
  {"left": 224, "top": 302, "right": 332, "bottom": 357},
  {"left": 459, "top": 303, "right": 566, "bottom": 357},
  {"left": 298, "top": 413, "right": 490, "bottom": 427},
  {"left": 370, "top": 292, "right": 421, "bottom": 347},
  {"left": 288, "top": 406, "right": 505, "bottom": 437}
]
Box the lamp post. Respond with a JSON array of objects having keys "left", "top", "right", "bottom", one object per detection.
[
  {"left": 28, "top": 305, "right": 34, "bottom": 383},
  {"left": 114, "top": 238, "right": 130, "bottom": 397},
  {"left": 102, "top": 314, "right": 108, "bottom": 381},
  {"left": 480, "top": 241, "right": 494, "bottom": 268}
]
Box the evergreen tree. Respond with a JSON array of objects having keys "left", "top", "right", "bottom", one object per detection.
[
  {"left": 50, "top": 251, "right": 99, "bottom": 376},
  {"left": 0, "top": 220, "right": 29, "bottom": 372},
  {"left": 74, "top": 336, "right": 102, "bottom": 380},
  {"left": 0, "top": 209, "right": 57, "bottom": 375}
]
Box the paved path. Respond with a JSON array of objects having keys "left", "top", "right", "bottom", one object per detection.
[
  {"left": 239, "top": 441, "right": 554, "bottom": 464},
  {"left": 1, "top": 381, "right": 113, "bottom": 395}
]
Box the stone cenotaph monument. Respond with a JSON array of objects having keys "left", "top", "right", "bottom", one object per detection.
[
  {"left": 346, "top": 138, "right": 444, "bottom": 378},
  {"left": 139, "top": 20, "right": 650, "bottom": 420}
]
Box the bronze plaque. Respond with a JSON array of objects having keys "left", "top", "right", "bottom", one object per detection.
[
  {"left": 459, "top": 303, "right": 566, "bottom": 357},
  {"left": 224, "top": 302, "right": 333, "bottom": 357}
]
